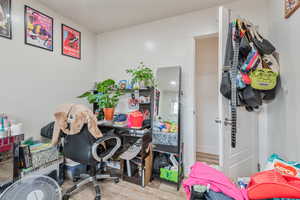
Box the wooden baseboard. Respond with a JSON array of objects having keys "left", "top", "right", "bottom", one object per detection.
[{"left": 196, "top": 152, "right": 219, "bottom": 165}]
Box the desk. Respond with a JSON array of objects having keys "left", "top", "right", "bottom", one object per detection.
[
  {"left": 98, "top": 122, "right": 152, "bottom": 156},
  {"left": 98, "top": 120, "right": 151, "bottom": 137},
  {"left": 0, "top": 134, "right": 24, "bottom": 190},
  {"left": 98, "top": 123, "right": 153, "bottom": 187}
]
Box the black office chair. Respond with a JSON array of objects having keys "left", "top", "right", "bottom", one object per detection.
[{"left": 62, "top": 125, "right": 121, "bottom": 200}]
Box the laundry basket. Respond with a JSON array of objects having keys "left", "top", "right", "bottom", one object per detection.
[
  {"left": 152, "top": 131, "right": 178, "bottom": 146},
  {"left": 247, "top": 170, "right": 300, "bottom": 199}
]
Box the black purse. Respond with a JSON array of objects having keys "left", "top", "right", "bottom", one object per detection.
[
  {"left": 220, "top": 71, "right": 245, "bottom": 106},
  {"left": 242, "top": 86, "right": 262, "bottom": 108},
  {"left": 262, "top": 76, "right": 280, "bottom": 101},
  {"left": 220, "top": 71, "right": 231, "bottom": 100},
  {"left": 239, "top": 22, "right": 252, "bottom": 59},
  {"left": 251, "top": 28, "right": 275, "bottom": 55},
  {"left": 239, "top": 35, "right": 252, "bottom": 58}
]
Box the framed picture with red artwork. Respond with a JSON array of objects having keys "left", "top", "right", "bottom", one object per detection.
[
  {"left": 285, "top": 0, "right": 300, "bottom": 18},
  {"left": 24, "top": 5, "right": 53, "bottom": 51},
  {"left": 62, "top": 24, "right": 81, "bottom": 60}
]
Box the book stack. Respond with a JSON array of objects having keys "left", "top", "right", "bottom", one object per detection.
[{"left": 19, "top": 144, "right": 32, "bottom": 169}]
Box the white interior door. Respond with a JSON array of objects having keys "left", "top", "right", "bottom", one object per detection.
[{"left": 218, "top": 6, "right": 259, "bottom": 179}]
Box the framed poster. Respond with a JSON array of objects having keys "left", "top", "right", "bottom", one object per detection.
[
  {"left": 62, "top": 24, "right": 81, "bottom": 59},
  {"left": 24, "top": 5, "right": 53, "bottom": 51},
  {"left": 0, "top": 0, "right": 12, "bottom": 39},
  {"left": 285, "top": 0, "right": 300, "bottom": 18}
]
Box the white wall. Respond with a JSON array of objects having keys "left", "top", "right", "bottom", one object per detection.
[
  {"left": 195, "top": 36, "right": 219, "bottom": 155},
  {"left": 0, "top": 0, "right": 97, "bottom": 139},
  {"left": 96, "top": 0, "right": 270, "bottom": 171},
  {"left": 266, "top": 0, "right": 300, "bottom": 161}
]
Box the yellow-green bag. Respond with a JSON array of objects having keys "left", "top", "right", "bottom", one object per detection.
[{"left": 250, "top": 68, "right": 278, "bottom": 90}]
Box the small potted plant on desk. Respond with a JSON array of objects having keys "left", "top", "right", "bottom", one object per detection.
[
  {"left": 78, "top": 79, "right": 122, "bottom": 121},
  {"left": 126, "top": 62, "right": 155, "bottom": 89}
]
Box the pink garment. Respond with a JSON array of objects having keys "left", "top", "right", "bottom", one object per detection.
[{"left": 183, "top": 162, "right": 248, "bottom": 200}]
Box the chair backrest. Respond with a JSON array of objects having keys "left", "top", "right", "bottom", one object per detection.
[{"left": 63, "top": 124, "right": 97, "bottom": 165}]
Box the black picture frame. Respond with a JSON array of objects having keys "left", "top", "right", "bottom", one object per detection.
[
  {"left": 24, "top": 5, "right": 54, "bottom": 51},
  {"left": 61, "top": 24, "right": 81, "bottom": 60},
  {"left": 285, "top": 0, "right": 300, "bottom": 18},
  {"left": 0, "top": 0, "right": 12, "bottom": 39}
]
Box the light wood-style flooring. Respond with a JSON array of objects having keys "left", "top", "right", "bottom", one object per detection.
[{"left": 63, "top": 179, "right": 186, "bottom": 200}]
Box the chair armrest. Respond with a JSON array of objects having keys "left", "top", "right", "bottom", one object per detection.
[{"left": 92, "top": 135, "right": 121, "bottom": 162}]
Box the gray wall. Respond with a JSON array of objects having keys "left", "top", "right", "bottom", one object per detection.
[
  {"left": 96, "top": 0, "right": 270, "bottom": 171},
  {"left": 266, "top": 0, "right": 300, "bottom": 161},
  {"left": 0, "top": 0, "right": 97, "bottom": 139}
]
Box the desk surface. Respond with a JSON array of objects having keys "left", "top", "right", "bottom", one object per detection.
[{"left": 98, "top": 121, "right": 150, "bottom": 131}]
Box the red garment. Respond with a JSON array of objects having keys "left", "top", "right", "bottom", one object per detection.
[
  {"left": 183, "top": 162, "right": 248, "bottom": 200},
  {"left": 247, "top": 170, "right": 300, "bottom": 199}
]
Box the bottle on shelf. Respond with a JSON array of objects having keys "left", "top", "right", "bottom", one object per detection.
[{"left": 0, "top": 113, "right": 6, "bottom": 137}]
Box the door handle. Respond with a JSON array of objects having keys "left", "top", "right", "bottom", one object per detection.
[
  {"left": 215, "top": 118, "right": 233, "bottom": 126},
  {"left": 224, "top": 118, "right": 232, "bottom": 126},
  {"left": 215, "top": 118, "right": 222, "bottom": 124}
]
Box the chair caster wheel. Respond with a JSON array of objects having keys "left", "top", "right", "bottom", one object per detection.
[
  {"left": 73, "top": 177, "right": 80, "bottom": 182},
  {"left": 114, "top": 178, "right": 120, "bottom": 184},
  {"left": 95, "top": 196, "right": 101, "bottom": 200},
  {"left": 63, "top": 195, "right": 70, "bottom": 200}
]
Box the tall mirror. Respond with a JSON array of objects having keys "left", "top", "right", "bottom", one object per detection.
[{"left": 153, "top": 66, "right": 181, "bottom": 153}]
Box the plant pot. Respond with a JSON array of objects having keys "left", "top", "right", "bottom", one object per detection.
[
  {"left": 139, "top": 80, "right": 151, "bottom": 89},
  {"left": 133, "top": 82, "right": 140, "bottom": 90},
  {"left": 103, "top": 108, "right": 115, "bottom": 121},
  {"left": 139, "top": 81, "right": 146, "bottom": 89}
]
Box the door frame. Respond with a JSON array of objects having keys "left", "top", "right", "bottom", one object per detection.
[{"left": 193, "top": 32, "right": 220, "bottom": 162}]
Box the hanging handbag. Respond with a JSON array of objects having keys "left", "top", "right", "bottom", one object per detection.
[
  {"left": 250, "top": 68, "right": 278, "bottom": 90},
  {"left": 250, "top": 54, "right": 279, "bottom": 90},
  {"left": 250, "top": 68, "right": 278, "bottom": 91},
  {"left": 250, "top": 27, "right": 276, "bottom": 55},
  {"left": 262, "top": 53, "right": 280, "bottom": 73},
  {"left": 242, "top": 72, "right": 251, "bottom": 85},
  {"left": 239, "top": 21, "right": 252, "bottom": 58},
  {"left": 240, "top": 46, "right": 261, "bottom": 73},
  {"left": 237, "top": 71, "right": 247, "bottom": 89},
  {"left": 220, "top": 70, "right": 247, "bottom": 106},
  {"left": 242, "top": 86, "right": 262, "bottom": 108},
  {"left": 220, "top": 70, "right": 231, "bottom": 99},
  {"left": 262, "top": 76, "right": 280, "bottom": 101},
  {"left": 239, "top": 35, "right": 252, "bottom": 58}
]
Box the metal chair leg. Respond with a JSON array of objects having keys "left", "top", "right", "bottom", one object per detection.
[
  {"left": 63, "top": 176, "right": 94, "bottom": 197},
  {"left": 93, "top": 178, "right": 101, "bottom": 200}
]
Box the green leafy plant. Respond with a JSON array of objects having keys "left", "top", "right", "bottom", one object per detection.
[
  {"left": 126, "top": 62, "right": 155, "bottom": 87},
  {"left": 78, "top": 79, "right": 123, "bottom": 108}
]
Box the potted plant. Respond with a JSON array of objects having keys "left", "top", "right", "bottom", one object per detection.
[
  {"left": 78, "top": 79, "right": 122, "bottom": 121},
  {"left": 126, "top": 62, "right": 155, "bottom": 89}
]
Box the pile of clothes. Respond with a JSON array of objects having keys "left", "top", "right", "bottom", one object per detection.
[
  {"left": 247, "top": 154, "right": 300, "bottom": 200},
  {"left": 183, "top": 162, "right": 248, "bottom": 200},
  {"left": 184, "top": 158, "right": 300, "bottom": 200},
  {"left": 247, "top": 169, "right": 300, "bottom": 199}
]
